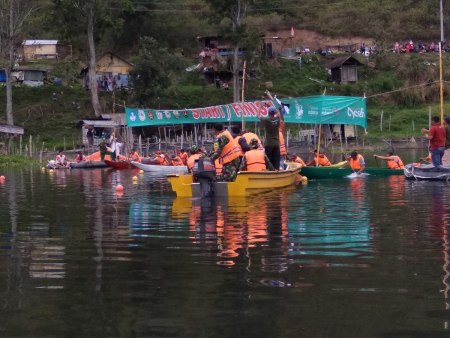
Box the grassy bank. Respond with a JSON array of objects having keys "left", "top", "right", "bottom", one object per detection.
[{"left": 0, "top": 155, "right": 39, "bottom": 168}]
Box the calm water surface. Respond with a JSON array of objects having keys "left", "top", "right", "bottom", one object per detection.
[{"left": 0, "top": 166, "right": 449, "bottom": 337}]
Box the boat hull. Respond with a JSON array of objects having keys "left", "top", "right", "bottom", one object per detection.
[
  {"left": 404, "top": 163, "right": 450, "bottom": 181},
  {"left": 167, "top": 165, "right": 301, "bottom": 197},
  {"left": 300, "top": 166, "right": 404, "bottom": 179},
  {"left": 131, "top": 161, "right": 187, "bottom": 174},
  {"left": 104, "top": 160, "right": 135, "bottom": 169},
  {"left": 69, "top": 161, "right": 108, "bottom": 169}
]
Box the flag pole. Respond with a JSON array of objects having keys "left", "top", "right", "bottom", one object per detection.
[{"left": 241, "top": 60, "right": 247, "bottom": 130}]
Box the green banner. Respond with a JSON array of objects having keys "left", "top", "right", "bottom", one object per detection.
[{"left": 126, "top": 95, "right": 367, "bottom": 128}]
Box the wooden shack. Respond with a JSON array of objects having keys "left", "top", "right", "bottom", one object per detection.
[
  {"left": 22, "top": 40, "right": 60, "bottom": 60},
  {"left": 326, "top": 56, "right": 362, "bottom": 84}
]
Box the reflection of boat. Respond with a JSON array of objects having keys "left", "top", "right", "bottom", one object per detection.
[
  {"left": 104, "top": 159, "right": 135, "bottom": 169},
  {"left": 69, "top": 161, "right": 108, "bottom": 169},
  {"left": 167, "top": 163, "right": 301, "bottom": 197},
  {"left": 300, "top": 166, "right": 404, "bottom": 179},
  {"left": 404, "top": 163, "right": 450, "bottom": 181},
  {"left": 131, "top": 161, "right": 187, "bottom": 174}
]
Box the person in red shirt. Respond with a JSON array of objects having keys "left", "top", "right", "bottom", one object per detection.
[{"left": 422, "top": 116, "right": 446, "bottom": 166}]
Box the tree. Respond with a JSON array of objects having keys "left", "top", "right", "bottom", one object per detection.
[
  {"left": 52, "top": 0, "right": 132, "bottom": 117},
  {"left": 129, "top": 37, "right": 181, "bottom": 105},
  {"left": 0, "top": 0, "right": 35, "bottom": 125}
]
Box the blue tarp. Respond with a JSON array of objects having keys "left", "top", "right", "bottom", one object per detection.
[{"left": 0, "top": 70, "right": 6, "bottom": 82}]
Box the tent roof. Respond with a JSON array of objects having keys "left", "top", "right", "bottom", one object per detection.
[{"left": 23, "top": 40, "right": 58, "bottom": 45}]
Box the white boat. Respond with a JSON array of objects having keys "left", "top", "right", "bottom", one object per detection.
[{"left": 131, "top": 161, "right": 188, "bottom": 174}]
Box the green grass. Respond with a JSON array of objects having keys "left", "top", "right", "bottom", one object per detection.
[{"left": 0, "top": 155, "right": 39, "bottom": 167}]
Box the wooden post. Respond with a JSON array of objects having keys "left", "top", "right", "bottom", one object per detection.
[
  {"left": 241, "top": 60, "right": 247, "bottom": 130},
  {"left": 380, "top": 111, "right": 384, "bottom": 132},
  {"left": 389, "top": 114, "right": 391, "bottom": 131},
  {"left": 29, "top": 135, "right": 32, "bottom": 157}
]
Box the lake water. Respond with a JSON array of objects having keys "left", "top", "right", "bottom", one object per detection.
[{"left": 0, "top": 165, "right": 449, "bottom": 337}]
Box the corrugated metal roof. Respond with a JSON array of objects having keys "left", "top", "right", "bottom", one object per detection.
[
  {"left": 326, "top": 56, "right": 363, "bottom": 69},
  {"left": 23, "top": 40, "right": 58, "bottom": 46}
]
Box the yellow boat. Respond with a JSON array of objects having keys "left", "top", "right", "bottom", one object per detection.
[{"left": 167, "top": 162, "right": 301, "bottom": 197}]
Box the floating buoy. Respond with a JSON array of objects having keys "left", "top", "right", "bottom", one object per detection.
[
  {"left": 115, "top": 184, "right": 124, "bottom": 192},
  {"left": 49, "top": 169, "right": 54, "bottom": 174},
  {"left": 301, "top": 176, "right": 308, "bottom": 183},
  {"left": 116, "top": 191, "right": 124, "bottom": 198},
  {"left": 0, "top": 175, "right": 5, "bottom": 183},
  {"left": 132, "top": 176, "right": 138, "bottom": 181},
  {"left": 41, "top": 167, "right": 46, "bottom": 171}
]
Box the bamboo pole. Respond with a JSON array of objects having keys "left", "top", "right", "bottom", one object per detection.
[
  {"left": 439, "top": 42, "right": 444, "bottom": 125},
  {"left": 241, "top": 60, "right": 247, "bottom": 130}
]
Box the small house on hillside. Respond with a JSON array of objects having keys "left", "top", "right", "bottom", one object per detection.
[
  {"left": 13, "top": 68, "right": 48, "bottom": 87},
  {"left": 81, "top": 52, "right": 133, "bottom": 91},
  {"left": 325, "top": 56, "right": 363, "bottom": 84},
  {"left": 22, "top": 40, "right": 61, "bottom": 61}
]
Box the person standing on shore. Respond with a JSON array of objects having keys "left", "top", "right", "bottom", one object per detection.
[{"left": 421, "top": 116, "right": 446, "bottom": 166}]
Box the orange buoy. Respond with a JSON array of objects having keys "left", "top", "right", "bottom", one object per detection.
[{"left": 115, "top": 184, "right": 124, "bottom": 192}]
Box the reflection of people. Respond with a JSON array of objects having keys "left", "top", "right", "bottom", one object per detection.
[
  {"left": 306, "top": 150, "right": 331, "bottom": 166},
  {"left": 257, "top": 107, "right": 280, "bottom": 169},
  {"left": 421, "top": 116, "right": 446, "bottom": 166},
  {"left": 210, "top": 123, "right": 241, "bottom": 182},
  {"left": 348, "top": 151, "right": 366, "bottom": 174},
  {"left": 374, "top": 152, "right": 405, "bottom": 169},
  {"left": 240, "top": 139, "right": 274, "bottom": 171}
]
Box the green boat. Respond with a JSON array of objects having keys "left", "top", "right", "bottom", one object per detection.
[{"left": 300, "top": 166, "right": 404, "bottom": 179}]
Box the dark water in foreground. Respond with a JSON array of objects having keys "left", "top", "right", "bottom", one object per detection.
[{"left": 0, "top": 167, "right": 449, "bottom": 337}]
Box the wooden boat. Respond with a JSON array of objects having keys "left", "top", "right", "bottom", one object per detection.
[
  {"left": 167, "top": 163, "right": 301, "bottom": 197},
  {"left": 300, "top": 166, "right": 404, "bottom": 179},
  {"left": 131, "top": 161, "right": 187, "bottom": 174},
  {"left": 69, "top": 161, "right": 108, "bottom": 169},
  {"left": 404, "top": 163, "right": 450, "bottom": 181},
  {"left": 104, "top": 159, "right": 135, "bottom": 169}
]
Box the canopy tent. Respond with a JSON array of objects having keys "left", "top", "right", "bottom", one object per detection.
[{"left": 125, "top": 95, "right": 367, "bottom": 129}]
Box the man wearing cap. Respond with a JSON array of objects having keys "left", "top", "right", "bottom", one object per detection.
[
  {"left": 209, "top": 123, "right": 242, "bottom": 181},
  {"left": 257, "top": 106, "right": 280, "bottom": 169}
]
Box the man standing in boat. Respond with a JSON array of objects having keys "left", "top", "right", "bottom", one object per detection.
[
  {"left": 209, "top": 123, "right": 242, "bottom": 181},
  {"left": 421, "top": 116, "right": 446, "bottom": 166},
  {"left": 257, "top": 106, "right": 281, "bottom": 169}
]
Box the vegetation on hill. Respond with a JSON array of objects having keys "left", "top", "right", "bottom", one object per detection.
[{"left": 1, "top": 0, "right": 450, "bottom": 150}]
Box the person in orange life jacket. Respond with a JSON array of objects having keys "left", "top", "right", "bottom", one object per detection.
[
  {"left": 155, "top": 150, "right": 169, "bottom": 165},
  {"left": 422, "top": 116, "right": 446, "bottom": 166},
  {"left": 187, "top": 145, "right": 203, "bottom": 173},
  {"left": 171, "top": 154, "right": 183, "bottom": 166},
  {"left": 74, "top": 151, "right": 86, "bottom": 163},
  {"left": 129, "top": 148, "right": 141, "bottom": 162},
  {"left": 374, "top": 152, "right": 404, "bottom": 169},
  {"left": 179, "top": 149, "right": 188, "bottom": 165},
  {"left": 210, "top": 123, "right": 242, "bottom": 182},
  {"left": 290, "top": 153, "right": 306, "bottom": 166},
  {"left": 347, "top": 151, "right": 366, "bottom": 174},
  {"left": 306, "top": 150, "right": 332, "bottom": 166},
  {"left": 239, "top": 138, "right": 275, "bottom": 172}
]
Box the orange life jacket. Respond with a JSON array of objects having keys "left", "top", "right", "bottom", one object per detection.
[
  {"left": 386, "top": 156, "right": 404, "bottom": 169},
  {"left": 179, "top": 152, "right": 188, "bottom": 165},
  {"left": 187, "top": 154, "right": 202, "bottom": 172},
  {"left": 244, "top": 149, "right": 266, "bottom": 171},
  {"left": 129, "top": 152, "right": 141, "bottom": 162},
  {"left": 349, "top": 154, "right": 364, "bottom": 170},
  {"left": 217, "top": 130, "right": 241, "bottom": 165},
  {"left": 156, "top": 155, "right": 169, "bottom": 165},
  {"left": 279, "top": 132, "right": 287, "bottom": 156},
  {"left": 171, "top": 156, "right": 183, "bottom": 166},
  {"left": 241, "top": 132, "right": 262, "bottom": 150}
]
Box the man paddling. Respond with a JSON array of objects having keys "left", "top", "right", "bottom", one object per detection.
[{"left": 374, "top": 152, "right": 405, "bottom": 169}]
